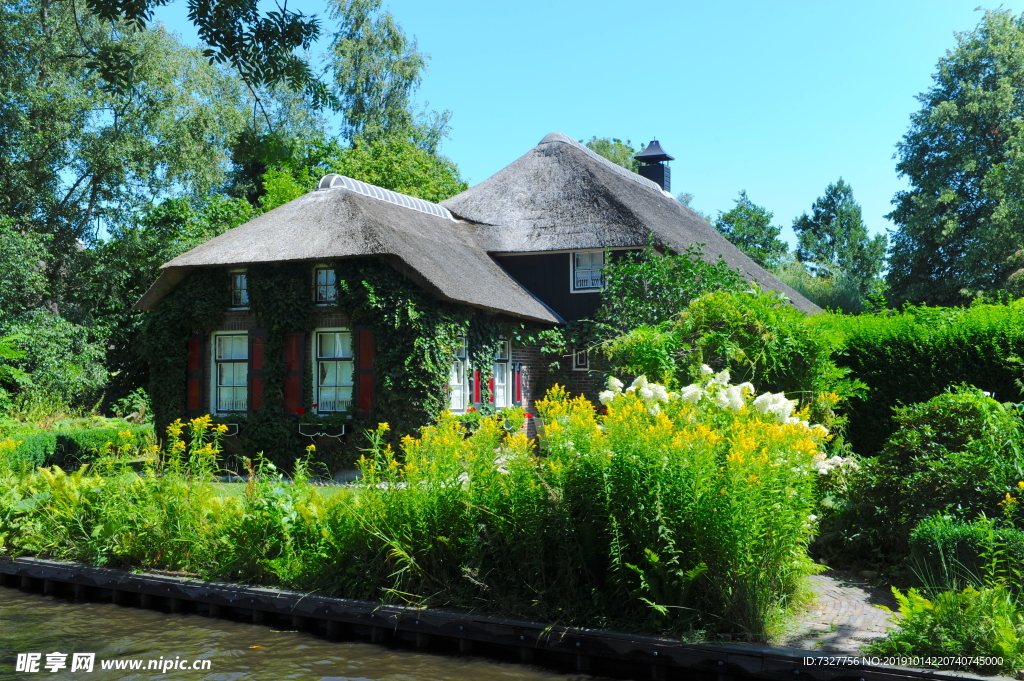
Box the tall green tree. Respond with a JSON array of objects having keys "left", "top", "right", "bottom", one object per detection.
[
  {"left": 793, "top": 179, "right": 886, "bottom": 293},
  {"left": 584, "top": 137, "right": 641, "bottom": 171},
  {"left": 329, "top": 0, "right": 449, "bottom": 150},
  {"left": 888, "top": 9, "right": 1024, "bottom": 305},
  {"left": 715, "top": 190, "right": 788, "bottom": 269}
]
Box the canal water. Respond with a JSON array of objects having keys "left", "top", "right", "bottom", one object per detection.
[{"left": 0, "top": 586, "right": 592, "bottom": 681}]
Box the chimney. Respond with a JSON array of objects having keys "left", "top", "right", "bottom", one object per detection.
[{"left": 634, "top": 140, "right": 674, "bottom": 192}]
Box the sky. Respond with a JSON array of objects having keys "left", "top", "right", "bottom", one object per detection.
[{"left": 154, "top": 1, "right": 1023, "bottom": 247}]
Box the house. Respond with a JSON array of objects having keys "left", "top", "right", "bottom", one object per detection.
[{"left": 135, "top": 132, "right": 816, "bottom": 457}]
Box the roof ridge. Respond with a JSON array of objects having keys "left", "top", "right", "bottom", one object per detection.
[
  {"left": 537, "top": 133, "right": 665, "bottom": 195},
  {"left": 318, "top": 174, "right": 454, "bottom": 221}
]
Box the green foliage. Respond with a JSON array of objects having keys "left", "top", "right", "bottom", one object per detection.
[
  {"left": 139, "top": 269, "right": 231, "bottom": 434},
  {"left": 793, "top": 179, "right": 886, "bottom": 294},
  {"left": 0, "top": 218, "right": 50, "bottom": 317},
  {"left": 672, "top": 289, "right": 858, "bottom": 426},
  {"left": 824, "top": 386, "right": 1024, "bottom": 565},
  {"left": 583, "top": 136, "right": 640, "bottom": 172},
  {"left": 0, "top": 311, "right": 108, "bottom": 409},
  {"left": 815, "top": 301, "right": 1024, "bottom": 456},
  {"left": 887, "top": 9, "right": 1024, "bottom": 305},
  {"left": 867, "top": 585, "right": 1024, "bottom": 674},
  {"left": 1, "top": 426, "right": 154, "bottom": 470},
  {"left": 602, "top": 325, "right": 680, "bottom": 385},
  {"left": 330, "top": 135, "right": 468, "bottom": 203},
  {"left": 596, "top": 244, "right": 746, "bottom": 335},
  {"left": 329, "top": 0, "right": 449, "bottom": 149},
  {"left": 772, "top": 257, "right": 874, "bottom": 314},
  {"left": 909, "top": 516, "right": 1024, "bottom": 592},
  {"left": 715, "top": 191, "right": 788, "bottom": 269},
  {"left": 0, "top": 379, "right": 827, "bottom": 641}
]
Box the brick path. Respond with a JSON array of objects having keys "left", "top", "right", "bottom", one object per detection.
[{"left": 783, "top": 570, "right": 899, "bottom": 653}]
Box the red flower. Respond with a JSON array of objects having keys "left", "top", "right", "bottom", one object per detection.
[
  {"left": 524, "top": 413, "right": 533, "bottom": 418},
  {"left": 311, "top": 403, "right": 318, "bottom": 408},
  {"left": 296, "top": 408, "right": 306, "bottom": 415},
  {"left": 466, "top": 407, "right": 477, "bottom": 412}
]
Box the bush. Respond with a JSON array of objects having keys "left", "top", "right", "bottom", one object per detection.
[
  {"left": 0, "top": 427, "right": 155, "bottom": 470},
  {"left": 0, "top": 310, "right": 108, "bottom": 409},
  {"left": 909, "top": 516, "right": 1024, "bottom": 591},
  {"left": 820, "top": 386, "right": 1024, "bottom": 565},
  {"left": 773, "top": 258, "right": 869, "bottom": 314},
  {"left": 817, "top": 301, "right": 1024, "bottom": 456},
  {"left": 0, "top": 378, "right": 829, "bottom": 641},
  {"left": 867, "top": 585, "right": 1024, "bottom": 674}
]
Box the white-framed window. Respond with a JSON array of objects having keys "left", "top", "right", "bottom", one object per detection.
[
  {"left": 573, "top": 348, "right": 589, "bottom": 371},
  {"left": 449, "top": 336, "right": 469, "bottom": 411},
  {"left": 571, "top": 250, "right": 604, "bottom": 291},
  {"left": 213, "top": 333, "right": 248, "bottom": 412},
  {"left": 493, "top": 339, "right": 511, "bottom": 408},
  {"left": 315, "top": 329, "right": 353, "bottom": 412},
  {"left": 230, "top": 270, "right": 249, "bottom": 308},
  {"left": 315, "top": 266, "right": 337, "bottom": 304}
]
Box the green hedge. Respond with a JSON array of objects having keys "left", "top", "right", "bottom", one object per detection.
[
  {"left": 6, "top": 426, "right": 155, "bottom": 470},
  {"left": 817, "top": 303, "right": 1024, "bottom": 456},
  {"left": 909, "top": 515, "right": 1024, "bottom": 589}
]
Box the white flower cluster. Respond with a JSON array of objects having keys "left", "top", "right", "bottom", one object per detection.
[
  {"left": 600, "top": 375, "right": 673, "bottom": 414},
  {"left": 812, "top": 454, "right": 859, "bottom": 476},
  {"left": 597, "top": 365, "right": 827, "bottom": 436}
]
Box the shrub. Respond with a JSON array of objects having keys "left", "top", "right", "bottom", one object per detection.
[
  {"left": 817, "top": 301, "right": 1024, "bottom": 456},
  {"left": 820, "top": 386, "right": 1024, "bottom": 565},
  {"left": 909, "top": 516, "right": 1024, "bottom": 591},
  {"left": 0, "top": 378, "right": 828, "bottom": 641},
  {"left": 0, "top": 427, "right": 155, "bottom": 470},
  {"left": 868, "top": 585, "right": 1024, "bottom": 674}
]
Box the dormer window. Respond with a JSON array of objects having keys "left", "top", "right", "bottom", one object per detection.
[
  {"left": 315, "top": 267, "right": 337, "bottom": 303},
  {"left": 571, "top": 250, "right": 604, "bottom": 291},
  {"left": 230, "top": 271, "right": 249, "bottom": 308}
]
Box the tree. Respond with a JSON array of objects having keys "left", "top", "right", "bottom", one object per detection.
[
  {"left": 793, "top": 179, "right": 886, "bottom": 294},
  {"left": 329, "top": 0, "right": 449, "bottom": 150},
  {"left": 888, "top": 9, "right": 1024, "bottom": 305},
  {"left": 715, "top": 191, "right": 788, "bottom": 269},
  {"left": 583, "top": 137, "right": 640, "bottom": 171}
]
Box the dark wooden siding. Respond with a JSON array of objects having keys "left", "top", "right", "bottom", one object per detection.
[{"left": 493, "top": 250, "right": 640, "bottom": 322}]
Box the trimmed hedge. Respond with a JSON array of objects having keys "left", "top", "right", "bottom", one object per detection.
[
  {"left": 817, "top": 302, "right": 1024, "bottom": 456},
  {"left": 5, "top": 426, "right": 155, "bottom": 470},
  {"left": 909, "top": 515, "right": 1024, "bottom": 589}
]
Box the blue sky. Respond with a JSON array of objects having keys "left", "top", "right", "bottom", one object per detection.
[{"left": 154, "top": 1, "right": 1021, "bottom": 247}]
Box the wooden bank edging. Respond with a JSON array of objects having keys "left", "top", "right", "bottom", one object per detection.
[{"left": 0, "top": 556, "right": 1001, "bottom": 681}]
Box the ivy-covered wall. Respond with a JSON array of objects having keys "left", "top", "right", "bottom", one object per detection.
[{"left": 139, "top": 258, "right": 523, "bottom": 472}]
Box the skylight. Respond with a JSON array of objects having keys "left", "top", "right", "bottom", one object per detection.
[{"left": 317, "top": 174, "right": 454, "bottom": 221}]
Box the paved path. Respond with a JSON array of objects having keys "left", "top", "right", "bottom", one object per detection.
[{"left": 783, "top": 570, "right": 899, "bottom": 653}]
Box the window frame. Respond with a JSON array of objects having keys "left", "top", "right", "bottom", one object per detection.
[
  {"left": 211, "top": 332, "right": 249, "bottom": 414},
  {"left": 449, "top": 335, "right": 469, "bottom": 412},
  {"left": 229, "top": 269, "right": 249, "bottom": 309},
  {"left": 492, "top": 339, "right": 511, "bottom": 408},
  {"left": 572, "top": 348, "right": 590, "bottom": 372},
  {"left": 570, "top": 249, "right": 605, "bottom": 293},
  {"left": 312, "top": 328, "right": 355, "bottom": 414},
  {"left": 314, "top": 265, "right": 338, "bottom": 305}
]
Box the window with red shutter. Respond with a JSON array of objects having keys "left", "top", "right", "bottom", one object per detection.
[{"left": 283, "top": 333, "right": 303, "bottom": 414}]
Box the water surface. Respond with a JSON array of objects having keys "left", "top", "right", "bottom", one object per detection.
[{"left": 0, "top": 586, "right": 591, "bottom": 681}]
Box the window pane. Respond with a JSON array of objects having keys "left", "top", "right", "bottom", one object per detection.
[
  {"left": 496, "top": 340, "right": 510, "bottom": 360},
  {"left": 318, "top": 332, "right": 351, "bottom": 359},
  {"left": 318, "top": 385, "right": 352, "bottom": 412},
  {"left": 232, "top": 273, "right": 248, "bottom": 307},
  {"left": 216, "top": 335, "right": 248, "bottom": 360},
  {"left": 319, "top": 360, "right": 353, "bottom": 387}
]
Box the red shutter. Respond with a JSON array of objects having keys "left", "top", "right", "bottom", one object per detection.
[
  {"left": 513, "top": 362, "right": 523, "bottom": 405},
  {"left": 186, "top": 336, "right": 201, "bottom": 412},
  {"left": 488, "top": 376, "right": 495, "bottom": 403},
  {"left": 473, "top": 370, "right": 481, "bottom": 404},
  {"left": 249, "top": 329, "right": 267, "bottom": 411},
  {"left": 356, "top": 327, "right": 375, "bottom": 414},
  {"left": 283, "top": 333, "right": 303, "bottom": 414}
]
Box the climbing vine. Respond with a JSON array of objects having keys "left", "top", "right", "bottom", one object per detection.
[
  {"left": 140, "top": 258, "right": 512, "bottom": 472},
  {"left": 139, "top": 268, "right": 229, "bottom": 434}
]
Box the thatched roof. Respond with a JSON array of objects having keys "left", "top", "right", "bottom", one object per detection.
[
  {"left": 134, "top": 183, "right": 563, "bottom": 324},
  {"left": 442, "top": 132, "right": 819, "bottom": 313}
]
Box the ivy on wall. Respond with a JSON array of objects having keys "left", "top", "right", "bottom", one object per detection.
[
  {"left": 139, "top": 268, "right": 229, "bottom": 433},
  {"left": 140, "top": 257, "right": 515, "bottom": 472}
]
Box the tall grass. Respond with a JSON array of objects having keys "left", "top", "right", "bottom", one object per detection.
[{"left": 0, "top": 380, "right": 826, "bottom": 641}]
